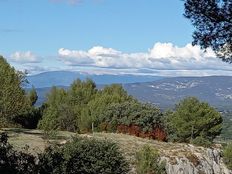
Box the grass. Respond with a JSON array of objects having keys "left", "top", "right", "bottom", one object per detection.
[
  {"left": 0, "top": 128, "right": 76, "bottom": 154},
  {"left": 0, "top": 128, "right": 220, "bottom": 173},
  {"left": 0, "top": 128, "right": 208, "bottom": 156}
]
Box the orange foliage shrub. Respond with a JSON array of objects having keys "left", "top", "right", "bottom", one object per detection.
[{"left": 117, "top": 124, "right": 166, "bottom": 141}]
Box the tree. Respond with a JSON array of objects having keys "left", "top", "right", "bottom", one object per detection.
[
  {"left": 223, "top": 143, "right": 232, "bottom": 170},
  {"left": 78, "top": 84, "right": 133, "bottom": 132},
  {"left": 101, "top": 101, "right": 163, "bottom": 132},
  {"left": 184, "top": 0, "right": 232, "bottom": 62},
  {"left": 38, "top": 87, "right": 68, "bottom": 131},
  {"left": 166, "top": 97, "right": 222, "bottom": 143},
  {"left": 39, "top": 79, "right": 97, "bottom": 132},
  {"left": 135, "top": 145, "right": 166, "bottom": 174},
  {"left": 0, "top": 56, "right": 29, "bottom": 126},
  {"left": 27, "top": 87, "right": 38, "bottom": 106}
]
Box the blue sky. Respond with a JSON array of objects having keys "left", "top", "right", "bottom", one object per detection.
[{"left": 0, "top": 0, "right": 231, "bottom": 76}]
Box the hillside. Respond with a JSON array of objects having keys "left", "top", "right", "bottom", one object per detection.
[
  {"left": 27, "top": 71, "right": 162, "bottom": 88},
  {"left": 33, "top": 76, "right": 232, "bottom": 110},
  {"left": 124, "top": 76, "right": 232, "bottom": 110},
  {"left": 2, "top": 128, "right": 231, "bottom": 174}
]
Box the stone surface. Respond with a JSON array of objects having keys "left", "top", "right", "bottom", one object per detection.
[{"left": 161, "top": 146, "right": 232, "bottom": 174}]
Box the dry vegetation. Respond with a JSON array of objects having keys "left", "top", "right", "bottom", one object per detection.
[{"left": 0, "top": 128, "right": 211, "bottom": 160}]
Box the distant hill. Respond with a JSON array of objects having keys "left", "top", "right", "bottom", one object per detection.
[
  {"left": 27, "top": 71, "right": 163, "bottom": 88},
  {"left": 123, "top": 76, "right": 232, "bottom": 110},
  {"left": 31, "top": 75, "right": 232, "bottom": 110}
]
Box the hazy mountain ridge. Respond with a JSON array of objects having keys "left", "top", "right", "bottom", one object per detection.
[
  {"left": 27, "top": 71, "right": 162, "bottom": 88},
  {"left": 124, "top": 76, "right": 232, "bottom": 110},
  {"left": 30, "top": 73, "right": 232, "bottom": 110}
]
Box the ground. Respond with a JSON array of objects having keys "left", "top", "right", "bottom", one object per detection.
[{"left": 0, "top": 128, "right": 226, "bottom": 174}]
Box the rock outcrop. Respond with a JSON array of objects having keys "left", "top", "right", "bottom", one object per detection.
[
  {"left": 94, "top": 133, "right": 232, "bottom": 174},
  {"left": 161, "top": 144, "right": 231, "bottom": 174}
]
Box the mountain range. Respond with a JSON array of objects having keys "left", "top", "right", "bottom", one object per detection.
[
  {"left": 27, "top": 71, "right": 232, "bottom": 110},
  {"left": 27, "top": 71, "right": 162, "bottom": 88},
  {"left": 123, "top": 76, "right": 232, "bottom": 110}
]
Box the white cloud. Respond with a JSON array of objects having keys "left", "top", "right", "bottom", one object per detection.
[
  {"left": 5, "top": 42, "right": 231, "bottom": 77},
  {"left": 58, "top": 42, "right": 231, "bottom": 72},
  {"left": 10, "top": 51, "right": 41, "bottom": 63}
]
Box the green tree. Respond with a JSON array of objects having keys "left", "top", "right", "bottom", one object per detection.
[
  {"left": 39, "top": 79, "right": 97, "bottom": 132},
  {"left": 78, "top": 84, "right": 133, "bottom": 132},
  {"left": 67, "top": 78, "right": 97, "bottom": 128},
  {"left": 0, "top": 56, "right": 29, "bottom": 126},
  {"left": 136, "top": 145, "right": 166, "bottom": 174},
  {"left": 101, "top": 101, "right": 163, "bottom": 132},
  {"left": 184, "top": 0, "right": 232, "bottom": 62},
  {"left": 38, "top": 87, "right": 68, "bottom": 131},
  {"left": 223, "top": 143, "right": 232, "bottom": 170},
  {"left": 166, "top": 97, "right": 222, "bottom": 143},
  {"left": 27, "top": 87, "right": 38, "bottom": 106}
]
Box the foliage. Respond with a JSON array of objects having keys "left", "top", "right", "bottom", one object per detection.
[
  {"left": 63, "top": 137, "right": 129, "bottom": 174},
  {"left": 0, "top": 56, "right": 29, "bottom": 127},
  {"left": 39, "top": 79, "right": 166, "bottom": 140},
  {"left": 166, "top": 97, "right": 222, "bottom": 143},
  {"left": 39, "top": 80, "right": 134, "bottom": 133},
  {"left": 0, "top": 132, "right": 37, "bottom": 174},
  {"left": 39, "top": 79, "right": 97, "bottom": 132},
  {"left": 190, "top": 135, "right": 212, "bottom": 147},
  {"left": 27, "top": 87, "right": 38, "bottom": 106},
  {"left": 223, "top": 143, "right": 232, "bottom": 170},
  {"left": 220, "top": 111, "right": 232, "bottom": 140},
  {"left": 78, "top": 84, "right": 133, "bottom": 132},
  {"left": 0, "top": 132, "right": 129, "bottom": 174},
  {"left": 38, "top": 87, "right": 70, "bottom": 131},
  {"left": 184, "top": 0, "right": 232, "bottom": 62},
  {"left": 101, "top": 101, "right": 164, "bottom": 132},
  {"left": 135, "top": 145, "right": 166, "bottom": 174},
  {"left": 37, "top": 146, "right": 65, "bottom": 174},
  {"left": 14, "top": 106, "right": 43, "bottom": 129}
]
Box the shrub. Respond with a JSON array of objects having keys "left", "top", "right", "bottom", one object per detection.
[
  {"left": 223, "top": 143, "right": 232, "bottom": 170},
  {"left": 63, "top": 137, "right": 129, "bottom": 174},
  {"left": 0, "top": 132, "right": 129, "bottom": 174},
  {"left": 190, "top": 136, "right": 212, "bottom": 147},
  {"left": 0, "top": 132, "right": 37, "bottom": 174},
  {"left": 135, "top": 145, "right": 166, "bottom": 174},
  {"left": 37, "top": 146, "right": 65, "bottom": 174}
]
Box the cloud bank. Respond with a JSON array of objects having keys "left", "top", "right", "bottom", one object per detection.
[
  {"left": 58, "top": 43, "right": 229, "bottom": 72},
  {"left": 5, "top": 42, "right": 232, "bottom": 76}
]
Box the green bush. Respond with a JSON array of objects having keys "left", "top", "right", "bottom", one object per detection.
[
  {"left": 0, "top": 133, "right": 129, "bottom": 174},
  {"left": 37, "top": 146, "right": 65, "bottom": 174},
  {"left": 166, "top": 97, "right": 222, "bottom": 143},
  {"left": 63, "top": 137, "right": 129, "bottom": 174},
  {"left": 0, "top": 133, "right": 37, "bottom": 174},
  {"left": 190, "top": 136, "right": 212, "bottom": 147},
  {"left": 101, "top": 101, "right": 163, "bottom": 132},
  {"left": 223, "top": 143, "right": 232, "bottom": 170},
  {"left": 136, "top": 145, "right": 166, "bottom": 174}
]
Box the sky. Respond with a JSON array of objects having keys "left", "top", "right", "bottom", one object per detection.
[{"left": 0, "top": 0, "right": 231, "bottom": 76}]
